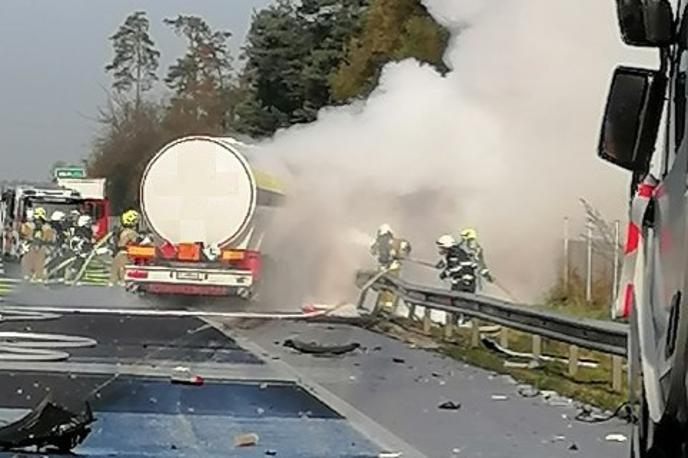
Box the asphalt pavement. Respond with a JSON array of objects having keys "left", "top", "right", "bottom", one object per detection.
[{"left": 0, "top": 278, "right": 634, "bottom": 457}]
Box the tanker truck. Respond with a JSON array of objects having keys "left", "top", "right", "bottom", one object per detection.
[{"left": 123, "top": 136, "right": 284, "bottom": 298}]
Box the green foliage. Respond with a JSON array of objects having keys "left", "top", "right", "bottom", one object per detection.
[
  {"left": 331, "top": 0, "right": 449, "bottom": 101},
  {"left": 89, "top": 3, "right": 449, "bottom": 207},
  {"left": 235, "top": 0, "right": 368, "bottom": 137},
  {"left": 164, "top": 15, "right": 235, "bottom": 131},
  {"left": 105, "top": 11, "right": 160, "bottom": 105}
]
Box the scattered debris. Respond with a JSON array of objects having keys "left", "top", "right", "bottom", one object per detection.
[
  {"left": 256, "top": 407, "right": 265, "bottom": 415},
  {"left": 170, "top": 367, "right": 204, "bottom": 385},
  {"left": 491, "top": 394, "right": 508, "bottom": 401},
  {"left": 378, "top": 452, "right": 402, "bottom": 458},
  {"left": 516, "top": 385, "right": 540, "bottom": 398},
  {"left": 170, "top": 444, "right": 178, "bottom": 450},
  {"left": 604, "top": 433, "right": 628, "bottom": 442},
  {"left": 372, "top": 346, "right": 383, "bottom": 352},
  {"left": 265, "top": 449, "right": 277, "bottom": 456},
  {"left": 451, "top": 447, "right": 461, "bottom": 454},
  {"left": 482, "top": 337, "right": 599, "bottom": 368},
  {"left": 259, "top": 382, "right": 268, "bottom": 390},
  {"left": 283, "top": 339, "right": 360, "bottom": 356},
  {"left": 438, "top": 401, "right": 462, "bottom": 410},
  {"left": 234, "top": 433, "right": 259, "bottom": 447},
  {"left": 569, "top": 443, "right": 579, "bottom": 451},
  {"left": 392, "top": 357, "right": 405, "bottom": 364},
  {"left": 551, "top": 435, "right": 566, "bottom": 442},
  {"left": 0, "top": 396, "right": 94, "bottom": 453}
]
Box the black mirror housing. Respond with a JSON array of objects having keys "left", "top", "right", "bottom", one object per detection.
[
  {"left": 616, "top": 0, "right": 674, "bottom": 47},
  {"left": 598, "top": 66, "right": 666, "bottom": 173}
]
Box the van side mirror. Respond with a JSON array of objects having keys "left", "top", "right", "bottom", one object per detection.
[
  {"left": 598, "top": 66, "right": 666, "bottom": 173},
  {"left": 616, "top": 0, "right": 674, "bottom": 47}
]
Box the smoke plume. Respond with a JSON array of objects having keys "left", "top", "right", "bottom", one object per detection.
[{"left": 257, "top": 0, "right": 656, "bottom": 306}]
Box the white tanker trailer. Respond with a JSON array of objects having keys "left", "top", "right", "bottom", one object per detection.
[{"left": 123, "top": 136, "right": 284, "bottom": 297}]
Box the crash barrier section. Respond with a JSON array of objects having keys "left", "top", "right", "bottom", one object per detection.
[{"left": 357, "top": 272, "right": 629, "bottom": 392}]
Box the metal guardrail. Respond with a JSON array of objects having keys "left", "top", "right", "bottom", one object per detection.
[{"left": 357, "top": 272, "right": 629, "bottom": 357}]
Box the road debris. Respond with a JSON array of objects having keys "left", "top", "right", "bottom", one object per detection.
[
  {"left": 378, "top": 452, "right": 402, "bottom": 458},
  {"left": 491, "top": 394, "right": 508, "bottom": 401},
  {"left": 551, "top": 435, "right": 566, "bottom": 442},
  {"left": 234, "top": 433, "right": 259, "bottom": 447},
  {"left": 392, "top": 357, "right": 405, "bottom": 364},
  {"left": 516, "top": 384, "right": 540, "bottom": 398},
  {"left": 482, "top": 337, "right": 599, "bottom": 368},
  {"left": 569, "top": 443, "right": 579, "bottom": 451},
  {"left": 283, "top": 338, "right": 360, "bottom": 356},
  {"left": 438, "top": 401, "right": 462, "bottom": 410},
  {"left": 265, "top": 449, "right": 277, "bottom": 456},
  {"left": 604, "top": 433, "right": 628, "bottom": 442},
  {"left": 170, "top": 367, "right": 204, "bottom": 385}
]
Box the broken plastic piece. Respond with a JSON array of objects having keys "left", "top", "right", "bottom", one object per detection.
[
  {"left": 283, "top": 338, "right": 360, "bottom": 356},
  {"left": 438, "top": 401, "right": 462, "bottom": 410},
  {"left": 234, "top": 432, "right": 259, "bottom": 447},
  {"left": 171, "top": 367, "right": 204, "bottom": 385},
  {"left": 491, "top": 394, "right": 508, "bottom": 401},
  {"left": 0, "top": 396, "right": 94, "bottom": 453},
  {"left": 604, "top": 433, "right": 627, "bottom": 442}
]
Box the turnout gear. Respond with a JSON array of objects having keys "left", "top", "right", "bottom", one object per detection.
[
  {"left": 108, "top": 219, "right": 140, "bottom": 286},
  {"left": 370, "top": 226, "right": 411, "bottom": 310},
  {"left": 436, "top": 242, "right": 478, "bottom": 293},
  {"left": 19, "top": 216, "right": 54, "bottom": 282},
  {"left": 457, "top": 228, "right": 493, "bottom": 284}
]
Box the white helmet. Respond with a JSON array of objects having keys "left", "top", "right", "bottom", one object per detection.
[
  {"left": 51, "top": 210, "right": 66, "bottom": 222},
  {"left": 436, "top": 234, "right": 456, "bottom": 249},
  {"left": 25, "top": 208, "right": 34, "bottom": 221},
  {"left": 77, "top": 215, "right": 92, "bottom": 228},
  {"left": 377, "top": 224, "right": 393, "bottom": 235}
]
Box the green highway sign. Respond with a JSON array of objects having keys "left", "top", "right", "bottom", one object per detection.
[{"left": 54, "top": 167, "right": 86, "bottom": 179}]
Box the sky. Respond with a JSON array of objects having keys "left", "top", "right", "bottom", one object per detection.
[{"left": 0, "top": 0, "right": 271, "bottom": 182}]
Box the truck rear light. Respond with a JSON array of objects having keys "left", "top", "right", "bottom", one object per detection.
[
  {"left": 126, "top": 269, "right": 149, "bottom": 279},
  {"left": 177, "top": 243, "right": 201, "bottom": 261},
  {"left": 221, "top": 249, "right": 245, "bottom": 261},
  {"left": 158, "top": 241, "right": 177, "bottom": 259},
  {"left": 127, "top": 245, "right": 156, "bottom": 259}
]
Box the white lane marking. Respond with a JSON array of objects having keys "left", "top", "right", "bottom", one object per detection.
[{"left": 0, "top": 305, "right": 330, "bottom": 320}]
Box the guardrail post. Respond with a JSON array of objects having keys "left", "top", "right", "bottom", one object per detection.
[
  {"left": 423, "top": 307, "right": 432, "bottom": 334},
  {"left": 443, "top": 313, "right": 455, "bottom": 341},
  {"left": 391, "top": 295, "right": 401, "bottom": 316},
  {"left": 612, "top": 355, "right": 623, "bottom": 392},
  {"left": 499, "top": 327, "right": 508, "bottom": 349},
  {"left": 471, "top": 319, "right": 481, "bottom": 348},
  {"left": 532, "top": 335, "right": 542, "bottom": 358},
  {"left": 568, "top": 345, "right": 579, "bottom": 377}
]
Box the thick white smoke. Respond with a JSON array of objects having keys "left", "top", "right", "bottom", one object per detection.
[{"left": 257, "top": 0, "right": 657, "bottom": 306}]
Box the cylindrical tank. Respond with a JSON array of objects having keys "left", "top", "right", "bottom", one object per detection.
[{"left": 140, "top": 136, "right": 258, "bottom": 247}]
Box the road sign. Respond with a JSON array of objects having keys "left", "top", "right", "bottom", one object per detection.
[{"left": 54, "top": 167, "right": 86, "bottom": 179}]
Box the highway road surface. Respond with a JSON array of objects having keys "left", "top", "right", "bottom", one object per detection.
[{"left": 0, "top": 280, "right": 632, "bottom": 457}]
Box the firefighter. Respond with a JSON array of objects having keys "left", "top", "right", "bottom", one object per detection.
[
  {"left": 108, "top": 209, "right": 140, "bottom": 286},
  {"left": 65, "top": 214, "right": 95, "bottom": 283},
  {"left": 370, "top": 224, "right": 411, "bottom": 272},
  {"left": 21, "top": 207, "right": 53, "bottom": 282},
  {"left": 458, "top": 228, "right": 493, "bottom": 285},
  {"left": 370, "top": 224, "right": 411, "bottom": 309},
  {"left": 45, "top": 210, "right": 68, "bottom": 277},
  {"left": 436, "top": 233, "right": 478, "bottom": 293},
  {"left": 19, "top": 208, "right": 35, "bottom": 280}
]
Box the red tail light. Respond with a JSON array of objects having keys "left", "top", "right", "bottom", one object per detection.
[
  {"left": 158, "top": 241, "right": 177, "bottom": 260},
  {"left": 126, "top": 269, "right": 149, "bottom": 279}
]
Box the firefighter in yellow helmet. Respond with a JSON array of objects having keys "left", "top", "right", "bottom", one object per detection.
[
  {"left": 108, "top": 209, "right": 141, "bottom": 286},
  {"left": 20, "top": 207, "right": 54, "bottom": 282},
  {"left": 458, "top": 228, "right": 493, "bottom": 284},
  {"left": 370, "top": 224, "right": 411, "bottom": 310}
]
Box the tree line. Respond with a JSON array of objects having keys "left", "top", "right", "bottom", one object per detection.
[{"left": 87, "top": 0, "right": 448, "bottom": 212}]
